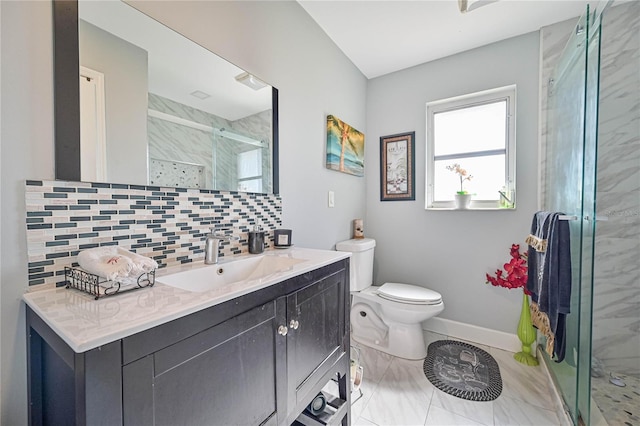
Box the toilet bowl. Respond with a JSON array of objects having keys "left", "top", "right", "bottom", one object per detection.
[
  {"left": 351, "top": 283, "right": 444, "bottom": 359},
  {"left": 336, "top": 239, "right": 445, "bottom": 360}
]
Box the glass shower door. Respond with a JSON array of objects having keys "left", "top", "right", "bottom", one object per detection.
[{"left": 543, "top": 4, "right": 603, "bottom": 424}]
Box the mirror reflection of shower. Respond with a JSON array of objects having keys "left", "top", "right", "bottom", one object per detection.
[
  {"left": 148, "top": 108, "right": 271, "bottom": 192},
  {"left": 77, "top": 0, "right": 275, "bottom": 192},
  {"left": 213, "top": 128, "right": 268, "bottom": 193}
]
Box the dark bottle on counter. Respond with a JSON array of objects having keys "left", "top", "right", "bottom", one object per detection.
[{"left": 248, "top": 225, "right": 265, "bottom": 254}]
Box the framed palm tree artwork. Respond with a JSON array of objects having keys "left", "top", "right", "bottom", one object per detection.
[
  {"left": 380, "top": 131, "right": 415, "bottom": 201},
  {"left": 326, "top": 115, "right": 365, "bottom": 177}
]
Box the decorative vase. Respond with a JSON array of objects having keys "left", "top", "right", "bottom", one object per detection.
[
  {"left": 454, "top": 193, "right": 472, "bottom": 209},
  {"left": 514, "top": 291, "right": 539, "bottom": 366}
]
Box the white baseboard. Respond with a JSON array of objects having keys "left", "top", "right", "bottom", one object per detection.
[{"left": 422, "top": 317, "right": 525, "bottom": 354}]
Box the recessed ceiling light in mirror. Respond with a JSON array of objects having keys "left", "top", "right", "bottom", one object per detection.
[
  {"left": 235, "top": 72, "right": 268, "bottom": 91},
  {"left": 190, "top": 90, "right": 211, "bottom": 100},
  {"left": 458, "top": 0, "right": 499, "bottom": 13}
]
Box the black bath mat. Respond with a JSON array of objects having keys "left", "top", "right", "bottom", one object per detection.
[{"left": 423, "top": 340, "right": 502, "bottom": 401}]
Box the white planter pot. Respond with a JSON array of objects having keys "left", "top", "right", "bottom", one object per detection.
[{"left": 454, "top": 193, "right": 472, "bottom": 209}]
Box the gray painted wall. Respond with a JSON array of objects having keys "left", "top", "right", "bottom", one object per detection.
[
  {"left": 1, "top": 2, "right": 55, "bottom": 422},
  {"left": 365, "top": 33, "right": 540, "bottom": 334},
  {"left": 0, "top": 1, "right": 366, "bottom": 423},
  {"left": 80, "top": 20, "right": 149, "bottom": 184}
]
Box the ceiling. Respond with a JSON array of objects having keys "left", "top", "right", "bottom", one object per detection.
[{"left": 298, "top": 0, "right": 591, "bottom": 79}]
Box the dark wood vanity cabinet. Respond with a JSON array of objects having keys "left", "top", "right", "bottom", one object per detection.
[{"left": 27, "top": 259, "right": 350, "bottom": 426}]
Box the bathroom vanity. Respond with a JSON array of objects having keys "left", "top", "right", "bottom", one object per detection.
[{"left": 24, "top": 248, "right": 351, "bottom": 426}]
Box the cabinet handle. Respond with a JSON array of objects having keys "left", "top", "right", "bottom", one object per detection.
[
  {"left": 289, "top": 320, "right": 299, "bottom": 330},
  {"left": 277, "top": 325, "right": 288, "bottom": 336}
]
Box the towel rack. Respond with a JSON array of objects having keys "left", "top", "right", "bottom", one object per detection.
[{"left": 558, "top": 215, "right": 609, "bottom": 221}]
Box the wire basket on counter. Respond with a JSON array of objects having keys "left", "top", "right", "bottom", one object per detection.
[{"left": 64, "top": 267, "right": 155, "bottom": 300}]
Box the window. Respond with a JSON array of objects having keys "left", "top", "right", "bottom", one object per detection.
[
  {"left": 426, "top": 85, "right": 516, "bottom": 209},
  {"left": 237, "top": 149, "right": 263, "bottom": 193}
]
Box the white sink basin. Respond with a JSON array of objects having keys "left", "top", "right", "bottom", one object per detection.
[{"left": 156, "top": 254, "right": 307, "bottom": 293}]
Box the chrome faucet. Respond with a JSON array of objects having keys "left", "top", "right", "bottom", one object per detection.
[{"left": 204, "top": 229, "right": 237, "bottom": 264}]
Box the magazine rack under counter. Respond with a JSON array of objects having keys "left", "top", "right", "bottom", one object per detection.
[{"left": 24, "top": 248, "right": 352, "bottom": 426}]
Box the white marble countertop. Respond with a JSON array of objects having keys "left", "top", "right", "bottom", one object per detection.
[{"left": 23, "top": 247, "right": 350, "bottom": 353}]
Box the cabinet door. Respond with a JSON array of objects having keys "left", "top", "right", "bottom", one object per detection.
[
  {"left": 123, "top": 299, "right": 286, "bottom": 426},
  {"left": 286, "top": 268, "right": 347, "bottom": 407}
]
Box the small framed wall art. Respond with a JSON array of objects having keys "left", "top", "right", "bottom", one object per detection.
[
  {"left": 326, "top": 115, "right": 365, "bottom": 177},
  {"left": 380, "top": 131, "right": 415, "bottom": 201}
]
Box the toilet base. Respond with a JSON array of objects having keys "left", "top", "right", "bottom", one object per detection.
[{"left": 352, "top": 321, "right": 428, "bottom": 360}]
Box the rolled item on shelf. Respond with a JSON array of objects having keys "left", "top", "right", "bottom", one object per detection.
[{"left": 77, "top": 246, "right": 158, "bottom": 287}]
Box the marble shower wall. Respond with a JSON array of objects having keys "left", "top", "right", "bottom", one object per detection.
[
  {"left": 591, "top": 1, "right": 640, "bottom": 378},
  {"left": 148, "top": 93, "right": 272, "bottom": 192},
  {"left": 540, "top": 1, "right": 640, "bottom": 377}
]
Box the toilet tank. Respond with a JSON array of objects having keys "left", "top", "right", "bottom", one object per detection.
[{"left": 336, "top": 238, "right": 376, "bottom": 292}]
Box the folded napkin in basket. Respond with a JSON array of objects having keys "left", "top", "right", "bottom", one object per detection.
[{"left": 77, "top": 247, "right": 158, "bottom": 287}]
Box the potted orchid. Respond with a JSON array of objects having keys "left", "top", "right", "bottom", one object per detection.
[
  {"left": 446, "top": 163, "right": 473, "bottom": 209},
  {"left": 485, "top": 244, "right": 538, "bottom": 366}
]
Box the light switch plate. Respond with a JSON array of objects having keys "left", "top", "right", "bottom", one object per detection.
[{"left": 328, "top": 191, "right": 335, "bottom": 208}]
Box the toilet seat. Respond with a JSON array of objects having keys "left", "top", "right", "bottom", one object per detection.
[{"left": 377, "top": 282, "right": 442, "bottom": 305}]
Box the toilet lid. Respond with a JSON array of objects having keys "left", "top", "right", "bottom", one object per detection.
[{"left": 377, "top": 283, "right": 442, "bottom": 305}]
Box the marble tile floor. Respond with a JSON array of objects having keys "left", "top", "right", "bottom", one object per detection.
[{"left": 342, "top": 332, "right": 570, "bottom": 426}]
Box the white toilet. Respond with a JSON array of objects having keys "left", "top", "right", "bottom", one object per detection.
[{"left": 336, "top": 238, "right": 444, "bottom": 360}]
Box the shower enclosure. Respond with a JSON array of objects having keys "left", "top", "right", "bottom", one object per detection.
[
  {"left": 147, "top": 108, "right": 272, "bottom": 192},
  {"left": 542, "top": 1, "right": 640, "bottom": 424},
  {"left": 213, "top": 127, "right": 270, "bottom": 193}
]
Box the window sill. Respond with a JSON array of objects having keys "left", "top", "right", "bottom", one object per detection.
[{"left": 426, "top": 206, "right": 516, "bottom": 211}]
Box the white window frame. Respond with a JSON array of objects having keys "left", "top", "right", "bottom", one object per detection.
[
  {"left": 236, "top": 148, "right": 263, "bottom": 193},
  {"left": 425, "top": 85, "right": 516, "bottom": 210}
]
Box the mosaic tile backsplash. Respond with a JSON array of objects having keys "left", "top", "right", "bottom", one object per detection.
[{"left": 25, "top": 180, "right": 282, "bottom": 287}]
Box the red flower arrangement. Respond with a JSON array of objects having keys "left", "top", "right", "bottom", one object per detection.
[{"left": 486, "top": 244, "right": 530, "bottom": 294}]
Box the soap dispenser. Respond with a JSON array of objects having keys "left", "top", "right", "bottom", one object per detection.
[{"left": 248, "top": 225, "right": 265, "bottom": 254}]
